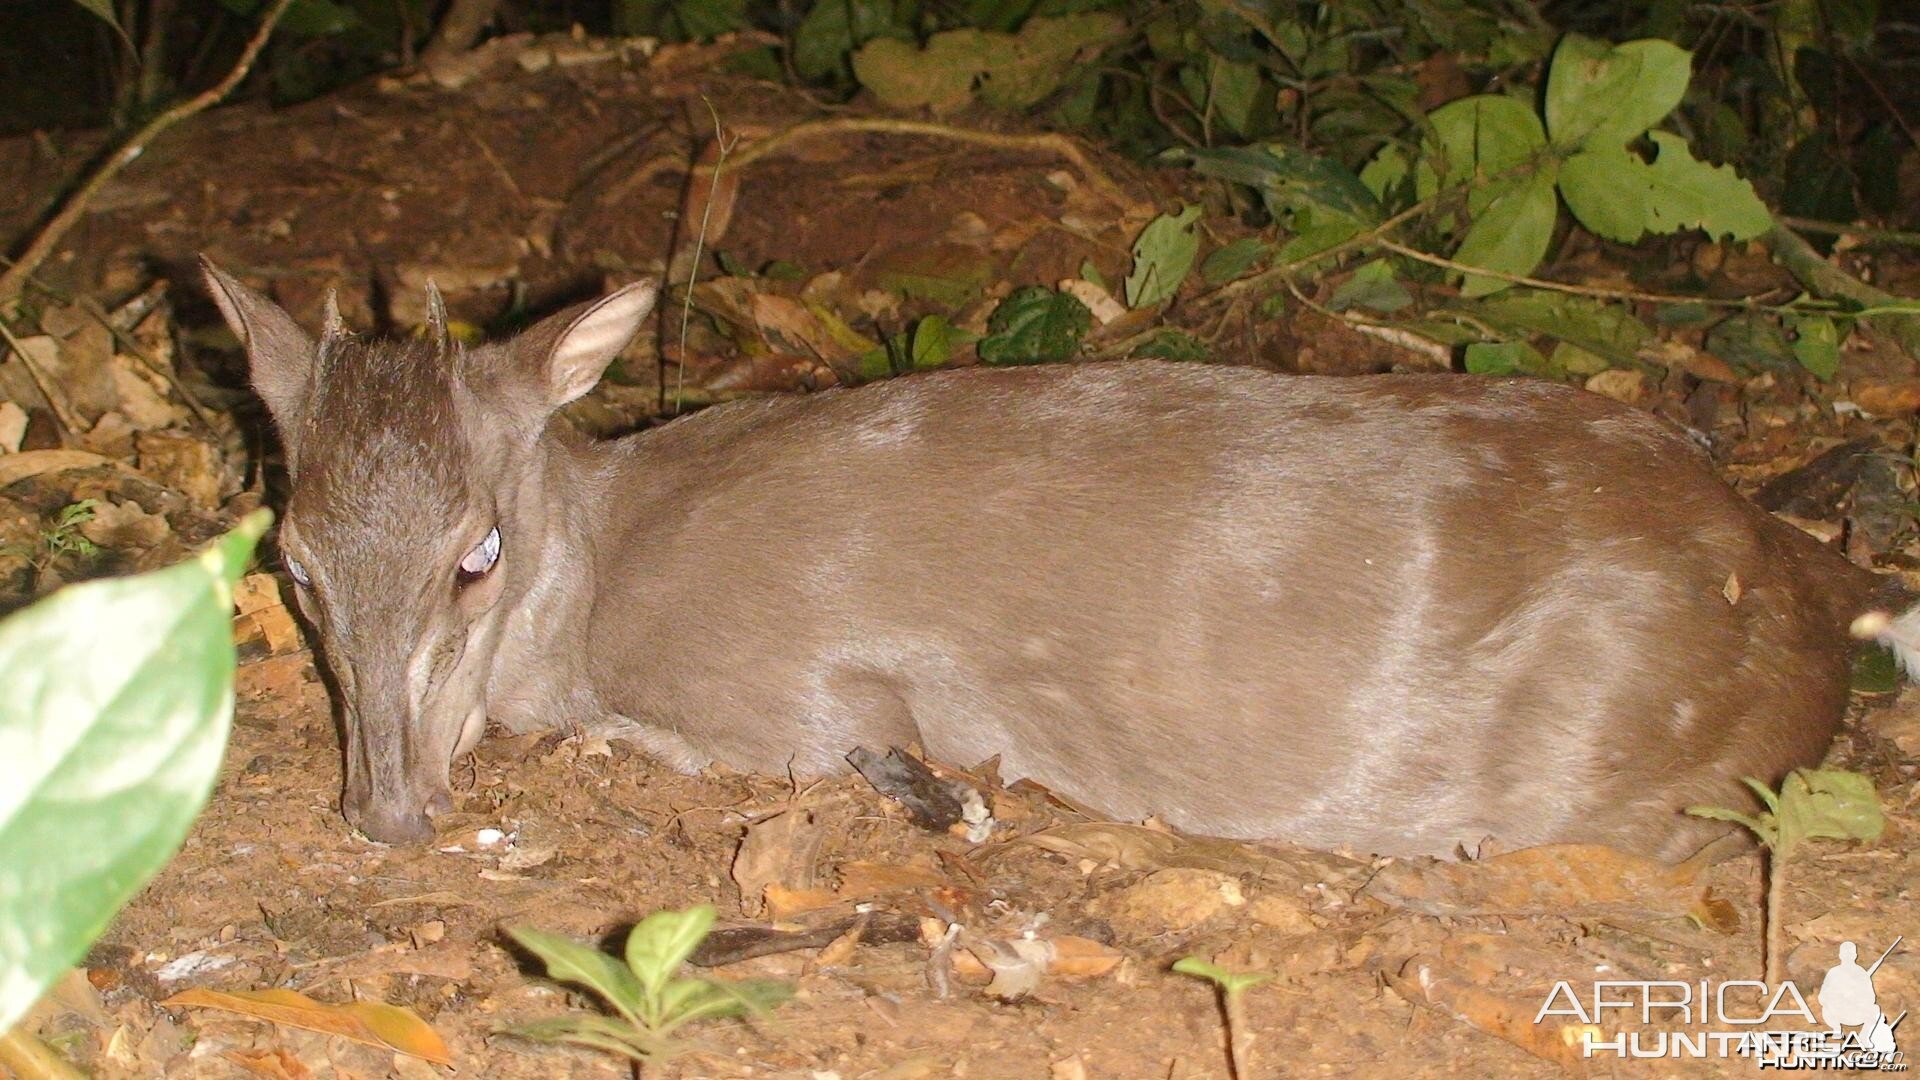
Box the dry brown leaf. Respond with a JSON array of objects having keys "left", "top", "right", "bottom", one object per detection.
[
  {"left": 764, "top": 883, "right": 840, "bottom": 919},
  {"left": 1638, "top": 338, "right": 1739, "bottom": 383},
  {"left": 1849, "top": 379, "right": 1920, "bottom": 416},
  {"left": 1361, "top": 843, "right": 1703, "bottom": 921},
  {"left": 0, "top": 448, "right": 116, "bottom": 488},
  {"left": 162, "top": 988, "right": 453, "bottom": 1066},
  {"left": 0, "top": 400, "right": 28, "bottom": 452},
  {"left": 223, "top": 1047, "right": 313, "bottom": 1079},
  {"left": 836, "top": 859, "right": 950, "bottom": 900},
  {"left": 1386, "top": 950, "right": 1595, "bottom": 1071},
  {"left": 732, "top": 809, "right": 823, "bottom": 916}
]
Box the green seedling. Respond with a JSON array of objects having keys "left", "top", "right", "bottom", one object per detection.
[
  {"left": 1173, "top": 956, "right": 1271, "bottom": 1080},
  {"left": 505, "top": 905, "right": 790, "bottom": 1065},
  {"left": 1688, "top": 768, "right": 1883, "bottom": 987},
  {"left": 5, "top": 501, "right": 102, "bottom": 579}
]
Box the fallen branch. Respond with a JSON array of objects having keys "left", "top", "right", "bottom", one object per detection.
[{"left": 0, "top": 0, "right": 295, "bottom": 309}]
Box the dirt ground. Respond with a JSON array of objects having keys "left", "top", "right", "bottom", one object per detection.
[{"left": 6, "top": 34, "right": 1920, "bottom": 1079}]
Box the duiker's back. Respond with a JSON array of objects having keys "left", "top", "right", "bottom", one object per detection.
[{"left": 593, "top": 362, "right": 1880, "bottom": 858}]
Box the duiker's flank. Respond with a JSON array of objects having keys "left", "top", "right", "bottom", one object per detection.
[{"left": 206, "top": 261, "right": 1916, "bottom": 856}]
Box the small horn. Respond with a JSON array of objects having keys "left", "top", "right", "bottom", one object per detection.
[
  {"left": 424, "top": 280, "right": 450, "bottom": 355},
  {"left": 319, "top": 287, "right": 345, "bottom": 348}
]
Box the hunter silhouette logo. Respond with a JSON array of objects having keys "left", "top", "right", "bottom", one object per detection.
[{"left": 1819, "top": 940, "right": 1903, "bottom": 1058}]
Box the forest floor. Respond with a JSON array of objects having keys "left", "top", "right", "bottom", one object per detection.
[{"left": 4, "top": 33, "right": 1919, "bottom": 1079}]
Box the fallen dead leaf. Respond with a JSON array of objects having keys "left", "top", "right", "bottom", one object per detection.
[
  {"left": 162, "top": 987, "right": 453, "bottom": 1066},
  {"left": 1361, "top": 843, "right": 1715, "bottom": 926},
  {"left": 0, "top": 448, "right": 117, "bottom": 489},
  {"left": 732, "top": 808, "right": 824, "bottom": 917}
]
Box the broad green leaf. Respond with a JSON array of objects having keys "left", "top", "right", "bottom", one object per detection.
[
  {"left": 1125, "top": 204, "right": 1203, "bottom": 309},
  {"left": 625, "top": 905, "right": 716, "bottom": 998},
  {"left": 1639, "top": 132, "right": 1771, "bottom": 241},
  {"left": 1183, "top": 146, "right": 1379, "bottom": 235},
  {"left": 1200, "top": 238, "right": 1270, "bottom": 286},
  {"left": 1460, "top": 290, "right": 1651, "bottom": 366},
  {"left": 0, "top": 510, "right": 268, "bottom": 1034},
  {"left": 977, "top": 287, "right": 1091, "bottom": 365},
  {"left": 1707, "top": 314, "right": 1796, "bottom": 374},
  {"left": 1773, "top": 768, "right": 1883, "bottom": 858},
  {"left": 910, "top": 315, "right": 954, "bottom": 370},
  {"left": 1328, "top": 260, "right": 1411, "bottom": 313},
  {"left": 794, "top": 0, "right": 908, "bottom": 82},
  {"left": 974, "top": 14, "right": 1125, "bottom": 111},
  {"left": 853, "top": 33, "right": 982, "bottom": 113},
  {"left": 507, "top": 926, "right": 647, "bottom": 1023},
  {"left": 66, "top": 0, "right": 126, "bottom": 36},
  {"left": 1559, "top": 148, "right": 1651, "bottom": 243},
  {"left": 1415, "top": 95, "right": 1547, "bottom": 208},
  {"left": 1464, "top": 341, "right": 1541, "bottom": 376},
  {"left": 1208, "top": 57, "right": 1263, "bottom": 138},
  {"left": 1545, "top": 35, "right": 1691, "bottom": 149},
  {"left": 1453, "top": 172, "right": 1558, "bottom": 297},
  {"left": 1359, "top": 143, "right": 1411, "bottom": 203},
  {"left": 1790, "top": 314, "right": 1840, "bottom": 380},
  {"left": 655, "top": 977, "right": 792, "bottom": 1033}
]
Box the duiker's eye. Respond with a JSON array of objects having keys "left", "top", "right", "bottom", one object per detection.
[
  {"left": 458, "top": 527, "right": 501, "bottom": 581},
  {"left": 285, "top": 555, "right": 311, "bottom": 588}
]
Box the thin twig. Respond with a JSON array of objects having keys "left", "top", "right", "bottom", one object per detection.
[
  {"left": 674, "top": 98, "right": 737, "bottom": 414},
  {"left": 0, "top": 0, "right": 295, "bottom": 307},
  {"left": 0, "top": 317, "right": 84, "bottom": 439}
]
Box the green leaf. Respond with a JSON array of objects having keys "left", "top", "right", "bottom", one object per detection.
[
  {"left": 656, "top": 977, "right": 793, "bottom": 1033},
  {"left": 977, "top": 287, "right": 1091, "bottom": 365},
  {"left": 625, "top": 905, "right": 716, "bottom": 999},
  {"left": 1125, "top": 204, "right": 1203, "bottom": 309},
  {"left": 504, "top": 1013, "right": 669, "bottom": 1061},
  {"left": 1208, "top": 57, "right": 1263, "bottom": 138},
  {"left": 1200, "top": 238, "right": 1270, "bottom": 286},
  {"left": 1545, "top": 35, "right": 1692, "bottom": 149},
  {"left": 1134, "top": 329, "right": 1210, "bottom": 361},
  {"left": 1328, "top": 260, "right": 1411, "bottom": 313},
  {"left": 1772, "top": 768, "right": 1883, "bottom": 858},
  {"left": 1462, "top": 290, "right": 1651, "bottom": 367},
  {"left": 1453, "top": 173, "right": 1558, "bottom": 297},
  {"left": 1183, "top": 146, "right": 1379, "bottom": 238},
  {"left": 1789, "top": 314, "right": 1840, "bottom": 380},
  {"left": 853, "top": 32, "right": 982, "bottom": 113},
  {"left": 1685, "top": 803, "right": 1772, "bottom": 844},
  {"left": 1639, "top": 132, "right": 1771, "bottom": 241},
  {"left": 506, "top": 926, "right": 647, "bottom": 1024},
  {"left": 1415, "top": 95, "right": 1548, "bottom": 209},
  {"left": 974, "top": 14, "right": 1125, "bottom": 111},
  {"left": 1707, "top": 314, "right": 1796, "bottom": 374},
  {"left": 0, "top": 510, "right": 268, "bottom": 1034},
  {"left": 1463, "top": 341, "right": 1544, "bottom": 376},
  {"left": 1173, "top": 957, "right": 1271, "bottom": 996},
  {"left": 794, "top": 0, "right": 907, "bottom": 83},
  {"left": 910, "top": 315, "right": 954, "bottom": 370},
  {"left": 1852, "top": 646, "right": 1901, "bottom": 694}
]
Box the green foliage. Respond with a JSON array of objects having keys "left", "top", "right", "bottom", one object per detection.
[
  {"left": 1688, "top": 768, "right": 1883, "bottom": 860},
  {"left": 7, "top": 501, "right": 103, "bottom": 575},
  {"left": 1125, "top": 204, "right": 1203, "bottom": 309},
  {"left": 977, "top": 287, "right": 1090, "bottom": 365},
  {"left": 1173, "top": 957, "right": 1271, "bottom": 997},
  {"left": 0, "top": 511, "right": 269, "bottom": 1033},
  {"left": 505, "top": 907, "right": 790, "bottom": 1064},
  {"left": 853, "top": 13, "right": 1124, "bottom": 114}
]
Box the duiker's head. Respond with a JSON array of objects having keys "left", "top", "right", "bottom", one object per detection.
[{"left": 202, "top": 260, "right": 657, "bottom": 843}]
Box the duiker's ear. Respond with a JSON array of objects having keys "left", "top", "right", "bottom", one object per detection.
[
  {"left": 510, "top": 280, "right": 659, "bottom": 408},
  {"left": 200, "top": 257, "right": 318, "bottom": 432}
]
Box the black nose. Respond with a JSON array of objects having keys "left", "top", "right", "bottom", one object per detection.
[{"left": 348, "top": 800, "right": 436, "bottom": 845}]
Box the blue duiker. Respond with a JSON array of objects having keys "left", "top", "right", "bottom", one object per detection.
[{"left": 203, "top": 260, "right": 1916, "bottom": 856}]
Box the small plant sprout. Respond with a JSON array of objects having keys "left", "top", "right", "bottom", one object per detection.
[
  {"left": 504, "top": 904, "right": 790, "bottom": 1065},
  {"left": 1173, "top": 956, "right": 1271, "bottom": 1080},
  {"left": 1687, "top": 768, "right": 1884, "bottom": 987}
]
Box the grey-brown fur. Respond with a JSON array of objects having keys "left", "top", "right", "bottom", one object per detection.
[{"left": 204, "top": 261, "right": 1894, "bottom": 857}]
